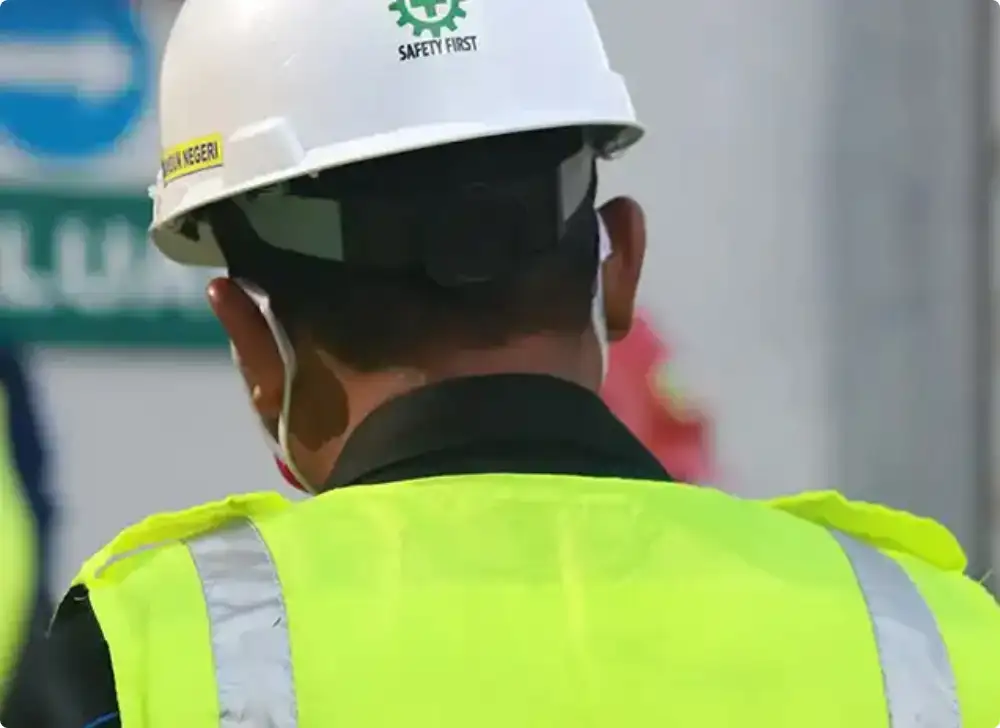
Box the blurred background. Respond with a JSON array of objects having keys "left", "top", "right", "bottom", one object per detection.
[{"left": 0, "top": 0, "right": 995, "bottom": 595}]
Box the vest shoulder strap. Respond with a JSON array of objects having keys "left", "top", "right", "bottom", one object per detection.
[
  {"left": 764, "top": 489, "right": 966, "bottom": 572},
  {"left": 71, "top": 491, "right": 292, "bottom": 590}
]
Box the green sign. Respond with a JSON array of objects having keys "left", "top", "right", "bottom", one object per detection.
[{"left": 0, "top": 191, "right": 226, "bottom": 347}]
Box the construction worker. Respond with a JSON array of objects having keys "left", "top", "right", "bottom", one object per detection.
[{"left": 43, "top": 0, "right": 1000, "bottom": 725}]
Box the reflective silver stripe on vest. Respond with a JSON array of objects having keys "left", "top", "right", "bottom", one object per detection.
[
  {"left": 831, "top": 531, "right": 960, "bottom": 728},
  {"left": 186, "top": 519, "right": 299, "bottom": 727}
]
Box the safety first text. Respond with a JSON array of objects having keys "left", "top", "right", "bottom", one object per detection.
[{"left": 398, "top": 35, "right": 478, "bottom": 62}]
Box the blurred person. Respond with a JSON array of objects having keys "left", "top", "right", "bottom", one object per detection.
[
  {"left": 0, "top": 345, "right": 55, "bottom": 603},
  {"left": 0, "top": 375, "right": 85, "bottom": 728},
  {"left": 0, "top": 389, "right": 35, "bottom": 703},
  {"left": 602, "top": 313, "right": 714, "bottom": 482},
  {"left": 43, "top": 0, "right": 1000, "bottom": 725}
]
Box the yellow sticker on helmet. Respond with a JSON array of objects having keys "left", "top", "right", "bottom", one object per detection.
[{"left": 161, "top": 134, "right": 224, "bottom": 185}]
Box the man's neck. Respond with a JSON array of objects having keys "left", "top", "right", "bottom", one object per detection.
[
  {"left": 311, "top": 335, "right": 601, "bottom": 479},
  {"left": 421, "top": 334, "right": 596, "bottom": 388}
]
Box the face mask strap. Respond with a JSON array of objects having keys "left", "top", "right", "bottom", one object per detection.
[
  {"left": 230, "top": 278, "right": 318, "bottom": 493},
  {"left": 592, "top": 215, "right": 612, "bottom": 380}
]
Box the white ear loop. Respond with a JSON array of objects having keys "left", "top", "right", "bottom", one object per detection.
[
  {"left": 229, "top": 279, "right": 317, "bottom": 493},
  {"left": 592, "top": 215, "right": 613, "bottom": 381}
]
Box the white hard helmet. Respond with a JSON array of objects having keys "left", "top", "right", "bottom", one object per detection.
[{"left": 149, "top": 0, "right": 642, "bottom": 268}]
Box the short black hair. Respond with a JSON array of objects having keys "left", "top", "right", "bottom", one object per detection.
[{"left": 212, "top": 128, "right": 601, "bottom": 371}]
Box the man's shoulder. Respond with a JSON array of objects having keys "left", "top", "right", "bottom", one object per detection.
[
  {"left": 763, "top": 489, "right": 968, "bottom": 572},
  {"left": 764, "top": 489, "right": 1000, "bottom": 619},
  {"left": 71, "top": 491, "right": 293, "bottom": 590}
]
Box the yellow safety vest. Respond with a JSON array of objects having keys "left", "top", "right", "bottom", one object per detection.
[
  {"left": 0, "top": 390, "right": 36, "bottom": 701},
  {"left": 67, "top": 476, "right": 1000, "bottom": 728}
]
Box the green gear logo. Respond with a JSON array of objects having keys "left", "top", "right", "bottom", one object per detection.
[{"left": 389, "top": 0, "right": 467, "bottom": 38}]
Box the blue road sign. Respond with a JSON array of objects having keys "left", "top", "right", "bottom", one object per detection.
[{"left": 0, "top": 0, "right": 151, "bottom": 159}]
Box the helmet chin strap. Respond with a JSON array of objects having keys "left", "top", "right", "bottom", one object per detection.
[{"left": 230, "top": 212, "right": 612, "bottom": 494}]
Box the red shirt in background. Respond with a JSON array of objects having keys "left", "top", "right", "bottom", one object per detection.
[{"left": 601, "top": 314, "right": 714, "bottom": 484}]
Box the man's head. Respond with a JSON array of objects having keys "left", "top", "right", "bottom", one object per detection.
[
  {"left": 200, "top": 128, "right": 647, "bottom": 489},
  {"left": 149, "top": 0, "right": 644, "bottom": 490}
]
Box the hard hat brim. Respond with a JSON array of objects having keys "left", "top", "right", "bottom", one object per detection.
[{"left": 150, "top": 116, "right": 643, "bottom": 269}]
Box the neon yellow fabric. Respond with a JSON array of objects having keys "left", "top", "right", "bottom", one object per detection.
[
  {"left": 767, "top": 489, "right": 967, "bottom": 570},
  {"left": 0, "top": 389, "right": 36, "bottom": 701},
  {"left": 72, "top": 477, "right": 1000, "bottom": 728},
  {"left": 769, "top": 489, "right": 1000, "bottom": 728},
  {"left": 75, "top": 492, "right": 291, "bottom": 726}
]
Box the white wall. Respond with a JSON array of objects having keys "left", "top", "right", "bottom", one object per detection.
[{"left": 593, "top": 0, "right": 834, "bottom": 495}]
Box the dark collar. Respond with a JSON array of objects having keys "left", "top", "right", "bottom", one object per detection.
[{"left": 325, "top": 373, "right": 672, "bottom": 488}]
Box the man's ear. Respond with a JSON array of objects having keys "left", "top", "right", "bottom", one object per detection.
[
  {"left": 206, "top": 277, "right": 285, "bottom": 419},
  {"left": 598, "top": 196, "right": 646, "bottom": 342}
]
